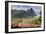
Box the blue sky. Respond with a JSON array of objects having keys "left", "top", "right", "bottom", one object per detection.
[{"left": 11, "top": 5, "right": 41, "bottom": 16}]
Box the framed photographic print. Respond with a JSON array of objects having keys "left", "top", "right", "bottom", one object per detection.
[{"left": 5, "top": 1, "right": 45, "bottom": 33}]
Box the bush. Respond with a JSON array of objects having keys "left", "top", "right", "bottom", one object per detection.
[{"left": 32, "top": 16, "right": 41, "bottom": 25}]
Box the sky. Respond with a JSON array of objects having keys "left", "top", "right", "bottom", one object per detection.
[{"left": 11, "top": 5, "right": 41, "bottom": 16}]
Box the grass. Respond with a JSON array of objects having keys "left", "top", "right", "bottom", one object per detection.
[{"left": 11, "top": 16, "right": 41, "bottom": 28}]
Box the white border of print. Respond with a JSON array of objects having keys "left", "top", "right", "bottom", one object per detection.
[{"left": 8, "top": 3, "right": 44, "bottom": 32}]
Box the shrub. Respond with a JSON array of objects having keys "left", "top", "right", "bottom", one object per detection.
[{"left": 32, "top": 16, "right": 41, "bottom": 25}]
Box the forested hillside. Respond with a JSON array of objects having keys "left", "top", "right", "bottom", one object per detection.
[{"left": 11, "top": 8, "right": 36, "bottom": 18}]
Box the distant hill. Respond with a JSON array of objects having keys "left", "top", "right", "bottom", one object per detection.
[{"left": 11, "top": 8, "right": 36, "bottom": 18}]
